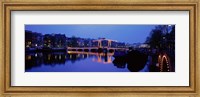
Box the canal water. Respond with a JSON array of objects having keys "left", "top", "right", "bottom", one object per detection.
[{"left": 25, "top": 51, "right": 148, "bottom": 72}]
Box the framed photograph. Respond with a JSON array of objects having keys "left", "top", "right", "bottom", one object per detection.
[{"left": 0, "top": 0, "right": 199, "bottom": 97}]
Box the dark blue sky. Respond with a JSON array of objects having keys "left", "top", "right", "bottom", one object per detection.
[{"left": 25, "top": 25, "right": 157, "bottom": 44}]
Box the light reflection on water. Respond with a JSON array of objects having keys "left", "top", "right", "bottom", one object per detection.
[{"left": 25, "top": 51, "right": 130, "bottom": 72}]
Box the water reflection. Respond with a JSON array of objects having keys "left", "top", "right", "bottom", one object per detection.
[
  {"left": 25, "top": 51, "right": 150, "bottom": 72},
  {"left": 26, "top": 51, "right": 130, "bottom": 72}
]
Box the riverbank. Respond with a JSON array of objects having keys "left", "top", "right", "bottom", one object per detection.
[{"left": 25, "top": 48, "right": 67, "bottom": 52}]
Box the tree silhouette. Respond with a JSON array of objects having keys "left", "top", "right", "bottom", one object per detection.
[
  {"left": 146, "top": 25, "right": 175, "bottom": 52},
  {"left": 146, "top": 29, "right": 164, "bottom": 49}
]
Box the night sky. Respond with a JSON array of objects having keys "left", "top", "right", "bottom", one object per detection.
[{"left": 25, "top": 25, "right": 157, "bottom": 44}]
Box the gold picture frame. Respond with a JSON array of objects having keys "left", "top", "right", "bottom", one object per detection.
[{"left": 0, "top": 0, "right": 199, "bottom": 97}]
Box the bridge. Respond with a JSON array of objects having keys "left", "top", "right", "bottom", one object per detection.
[
  {"left": 93, "top": 38, "right": 117, "bottom": 48},
  {"left": 67, "top": 38, "right": 128, "bottom": 52},
  {"left": 67, "top": 47, "right": 128, "bottom": 52},
  {"left": 157, "top": 53, "right": 172, "bottom": 72}
]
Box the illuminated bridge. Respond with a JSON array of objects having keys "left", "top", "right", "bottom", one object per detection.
[{"left": 67, "top": 38, "right": 128, "bottom": 52}]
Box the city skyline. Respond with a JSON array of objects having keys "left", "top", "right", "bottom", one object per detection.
[{"left": 25, "top": 25, "right": 156, "bottom": 44}]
